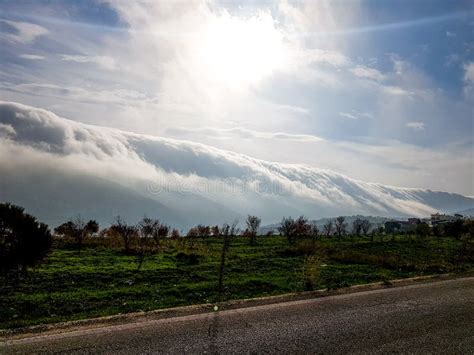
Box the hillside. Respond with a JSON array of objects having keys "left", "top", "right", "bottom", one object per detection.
[{"left": 0, "top": 101, "right": 472, "bottom": 228}]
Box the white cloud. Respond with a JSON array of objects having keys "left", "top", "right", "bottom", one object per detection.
[
  {"left": 0, "top": 82, "right": 155, "bottom": 106},
  {"left": 406, "top": 121, "right": 425, "bottom": 130},
  {"left": 383, "top": 85, "right": 413, "bottom": 97},
  {"left": 0, "top": 1, "right": 444, "bottom": 139},
  {"left": 339, "top": 112, "right": 358, "bottom": 120},
  {"left": 0, "top": 1, "right": 472, "bottom": 201},
  {"left": 463, "top": 62, "right": 474, "bottom": 99},
  {"left": 60, "top": 55, "right": 117, "bottom": 70},
  {"left": 445, "top": 53, "right": 460, "bottom": 66},
  {"left": 299, "top": 48, "right": 350, "bottom": 67},
  {"left": 2, "top": 101, "right": 471, "bottom": 224},
  {"left": 0, "top": 122, "right": 15, "bottom": 138},
  {"left": 339, "top": 111, "right": 373, "bottom": 120},
  {"left": 0, "top": 19, "right": 49, "bottom": 43},
  {"left": 103, "top": 1, "right": 354, "bottom": 120},
  {"left": 446, "top": 31, "right": 456, "bottom": 37},
  {"left": 390, "top": 55, "right": 408, "bottom": 75},
  {"left": 277, "top": 0, "right": 362, "bottom": 36},
  {"left": 19, "top": 54, "right": 45, "bottom": 60},
  {"left": 166, "top": 126, "right": 324, "bottom": 143},
  {"left": 350, "top": 65, "right": 385, "bottom": 81},
  {"left": 464, "top": 62, "right": 474, "bottom": 82},
  {"left": 275, "top": 104, "right": 311, "bottom": 116}
]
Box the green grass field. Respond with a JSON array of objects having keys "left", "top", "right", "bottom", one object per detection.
[{"left": 1, "top": 235, "right": 473, "bottom": 329}]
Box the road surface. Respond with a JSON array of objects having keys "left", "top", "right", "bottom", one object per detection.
[{"left": 2, "top": 277, "right": 474, "bottom": 354}]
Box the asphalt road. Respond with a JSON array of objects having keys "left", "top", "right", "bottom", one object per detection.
[{"left": 2, "top": 277, "right": 474, "bottom": 354}]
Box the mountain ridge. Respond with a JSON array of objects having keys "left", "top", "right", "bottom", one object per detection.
[{"left": 0, "top": 101, "right": 472, "bottom": 228}]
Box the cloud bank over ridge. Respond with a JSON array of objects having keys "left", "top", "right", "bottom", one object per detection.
[{"left": 0, "top": 101, "right": 472, "bottom": 228}]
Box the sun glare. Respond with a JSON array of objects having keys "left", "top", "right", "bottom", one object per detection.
[{"left": 199, "top": 14, "right": 288, "bottom": 89}]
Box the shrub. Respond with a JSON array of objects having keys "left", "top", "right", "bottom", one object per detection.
[
  {"left": 176, "top": 252, "right": 200, "bottom": 265},
  {"left": 416, "top": 223, "right": 431, "bottom": 238},
  {"left": 301, "top": 255, "right": 322, "bottom": 291},
  {"left": 279, "top": 216, "right": 297, "bottom": 244},
  {"left": 245, "top": 215, "right": 261, "bottom": 245},
  {"left": 294, "top": 239, "right": 323, "bottom": 256},
  {"left": 0, "top": 203, "right": 52, "bottom": 277},
  {"left": 279, "top": 216, "right": 312, "bottom": 244},
  {"left": 109, "top": 216, "right": 136, "bottom": 253},
  {"left": 54, "top": 217, "right": 99, "bottom": 254}
]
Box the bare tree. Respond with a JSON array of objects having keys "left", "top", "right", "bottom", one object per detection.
[
  {"left": 186, "top": 227, "right": 199, "bottom": 248},
  {"left": 323, "top": 220, "right": 333, "bottom": 237},
  {"left": 334, "top": 216, "right": 347, "bottom": 238},
  {"left": 370, "top": 229, "right": 377, "bottom": 242},
  {"left": 187, "top": 225, "right": 211, "bottom": 238},
  {"left": 310, "top": 223, "right": 320, "bottom": 238},
  {"left": 138, "top": 217, "right": 155, "bottom": 239},
  {"left": 361, "top": 219, "right": 371, "bottom": 236},
  {"left": 211, "top": 225, "right": 220, "bottom": 237},
  {"left": 196, "top": 225, "right": 211, "bottom": 237},
  {"left": 110, "top": 216, "right": 136, "bottom": 253},
  {"left": 246, "top": 215, "right": 261, "bottom": 245},
  {"left": 279, "top": 217, "right": 297, "bottom": 244},
  {"left": 135, "top": 217, "right": 158, "bottom": 271},
  {"left": 55, "top": 216, "right": 98, "bottom": 254},
  {"left": 295, "top": 216, "right": 312, "bottom": 237},
  {"left": 352, "top": 218, "right": 364, "bottom": 237},
  {"left": 278, "top": 216, "right": 313, "bottom": 244},
  {"left": 170, "top": 228, "right": 181, "bottom": 239},
  {"left": 152, "top": 221, "right": 169, "bottom": 249},
  {"left": 186, "top": 227, "right": 199, "bottom": 238},
  {"left": 217, "top": 221, "right": 238, "bottom": 299}
]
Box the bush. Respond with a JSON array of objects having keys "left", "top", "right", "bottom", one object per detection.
[
  {"left": 54, "top": 217, "right": 99, "bottom": 254},
  {"left": 278, "top": 216, "right": 312, "bottom": 244},
  {"left": 301, "top": 255, "right": 322, "bottom": 291},
  {"left": 176, "top": 252, "right": 200, "bottom": 265},
  {"left": 0, "top": 203, "right": 52, "bottom": 277}
]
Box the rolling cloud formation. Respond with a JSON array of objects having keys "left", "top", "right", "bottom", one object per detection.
[{"left": 0, "top": 101, "right": 472, "bottom": 228}]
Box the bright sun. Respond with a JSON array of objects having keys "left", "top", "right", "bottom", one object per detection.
[{"left": 199, "top": 13, "right": 288, "bottom": 89}]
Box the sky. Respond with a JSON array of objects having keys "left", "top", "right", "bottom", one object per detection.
[{"left": 0, "top": 0, "right": 473, "bottom": 196}]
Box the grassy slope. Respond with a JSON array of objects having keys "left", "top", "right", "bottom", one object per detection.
[{"left": 1, "top": 235, "right": 472, "bottom": 329}]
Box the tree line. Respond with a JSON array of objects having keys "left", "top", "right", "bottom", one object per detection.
[
  {"left": 52, "top": 215, "right": 370, "bottom": 252},
  {"left": 1, "top": 202, "right": 473, "bottom": 279}
]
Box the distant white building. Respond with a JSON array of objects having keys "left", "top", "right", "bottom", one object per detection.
[{"left": 430, "top": 213, "right": 463, "bottom": 225}]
